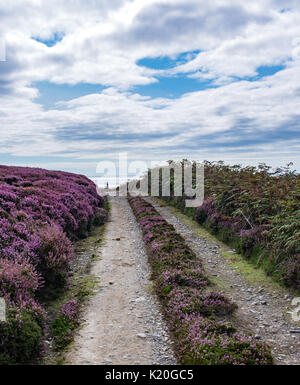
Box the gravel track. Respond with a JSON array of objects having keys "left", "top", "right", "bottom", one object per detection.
[
  {"left": 147, "top": 198, "right": 300, "bottom": 366},
  {"left": 65, "top": 196, "right": 299, "bottom": 366},
  {"left": 65, "top": 197, "right": 176, "bottom": 365}
]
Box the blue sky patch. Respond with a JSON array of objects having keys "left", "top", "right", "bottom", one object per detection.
[
  {"left": 137, "top": 51, "right": 200, "bottom": 70},
  {"left": 256, "top": 64, "right": 285, "bottom": 78},
  {"left": 279, "top": 8, "right": 291, "bottom": 13},
  {"left": 228, "top": 64, "right": 286, "bottom": 83},
  {"left": 34, "top": 81, "right": 106, "bottom": 109},
  {"left": 134, "top": 74, "right": 217, "bottom": 99},
  {"left": 33, "top": 33, "right": 64, "bottom": 47}
]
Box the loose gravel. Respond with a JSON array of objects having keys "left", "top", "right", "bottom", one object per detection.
[
  {"left": 147, "top": 198, "right": 300, "bottom": 366},
  {"left": 65, "top": 197, "right": 176, "bottom": 365}
]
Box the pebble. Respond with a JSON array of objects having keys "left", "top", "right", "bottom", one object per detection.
[
  {"left": 135, "top": 297, "right": 146, "bottom": 302},
  {"left": 255, "top": 335, "right": 261, "bottom": 340},
  {"left": 137, "top": 333, "right": 147, "bottom": 339},
  {"left": 142, "top": 198, "right": 300, "bottom": 365}
]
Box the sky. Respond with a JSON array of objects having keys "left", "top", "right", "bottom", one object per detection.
[{"left": 0, "top": 0, "right": 300, "bottom": 180}]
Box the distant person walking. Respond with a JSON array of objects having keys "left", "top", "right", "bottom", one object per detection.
[{"left": 106, "top": 182, "right": 109, "bottom": 189}]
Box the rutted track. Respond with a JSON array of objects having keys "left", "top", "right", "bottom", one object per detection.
[
  {"left": 65, "top": 196, "right": 299, "bottom": 365},
  {"left": 146, "top": 198, "right": 300, "bottom": 365},
  {"left": 65, "top": 197, "right": 176, "bottom": 365}
]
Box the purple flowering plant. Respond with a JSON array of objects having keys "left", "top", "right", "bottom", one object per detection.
[
  {"left": 128, "top": 195, "right": 273, "bottom": 365},
  {"left": 0, "top": 165, "right": 107, "bottom": 364}
]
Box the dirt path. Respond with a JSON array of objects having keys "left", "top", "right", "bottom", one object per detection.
[
  {"left": 147, "top": 198, "right": 300, "bottom": 365},
  {"left": 65, "top": 197, "right": 176, "bottom": 365}
]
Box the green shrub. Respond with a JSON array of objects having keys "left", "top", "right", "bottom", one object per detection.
[{"left": 0, "top": 302, "right": 46, "bottom": 365}]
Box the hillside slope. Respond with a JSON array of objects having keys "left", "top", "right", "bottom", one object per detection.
[{"left": 0, "top": 165, "right": 107, "bottom": 364}]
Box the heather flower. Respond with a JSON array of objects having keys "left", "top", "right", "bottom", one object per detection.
[
  {"left": 51, "top": 299, "right": 80, "bottom": 349},
  {"left": 0, "top": 165, "right": 107, "bottom": 363},
  {"left": 0, "top": 257, "right": 43, "bottom": 302},
  {"left": 128, "top": 195, "right": 273, "bottom": 366},
  {"left": 35, "top": 224, "right": 74, "bottom": 271}
]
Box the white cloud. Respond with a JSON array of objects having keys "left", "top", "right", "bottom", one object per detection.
[
  {"left": 2, "top": 0, "right": 299, "bottom": 89},
  {"left": 0, "top": 0, "right": 299, "bottom": 171},
  {"left": 1, "top": 61, "right": 299, "bottom": 158}
]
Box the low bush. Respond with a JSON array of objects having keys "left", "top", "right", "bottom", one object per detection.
[
  {"left": 0, "top": 257, "right": 42, "bottom": 302},
  {"left": 0, "top": 165, "right": 107, "bottom": 364},
  {"left": 175, "top": 315, "right": 272, "bottom": 365},
  {"left": 166, "top": 288, "right": 237, "bottom": 321},
  {"left": 35, "top": 225, "right": 74, "bottom": 298},
  {"left": 50, "top": 299, "right": 80, "bottom": 350},
  {"left": 157, "top": 161, "right": 299, "bottom": 290},
  {"left": 0, "top": 299, "right": 46, "bottom": 365}
]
